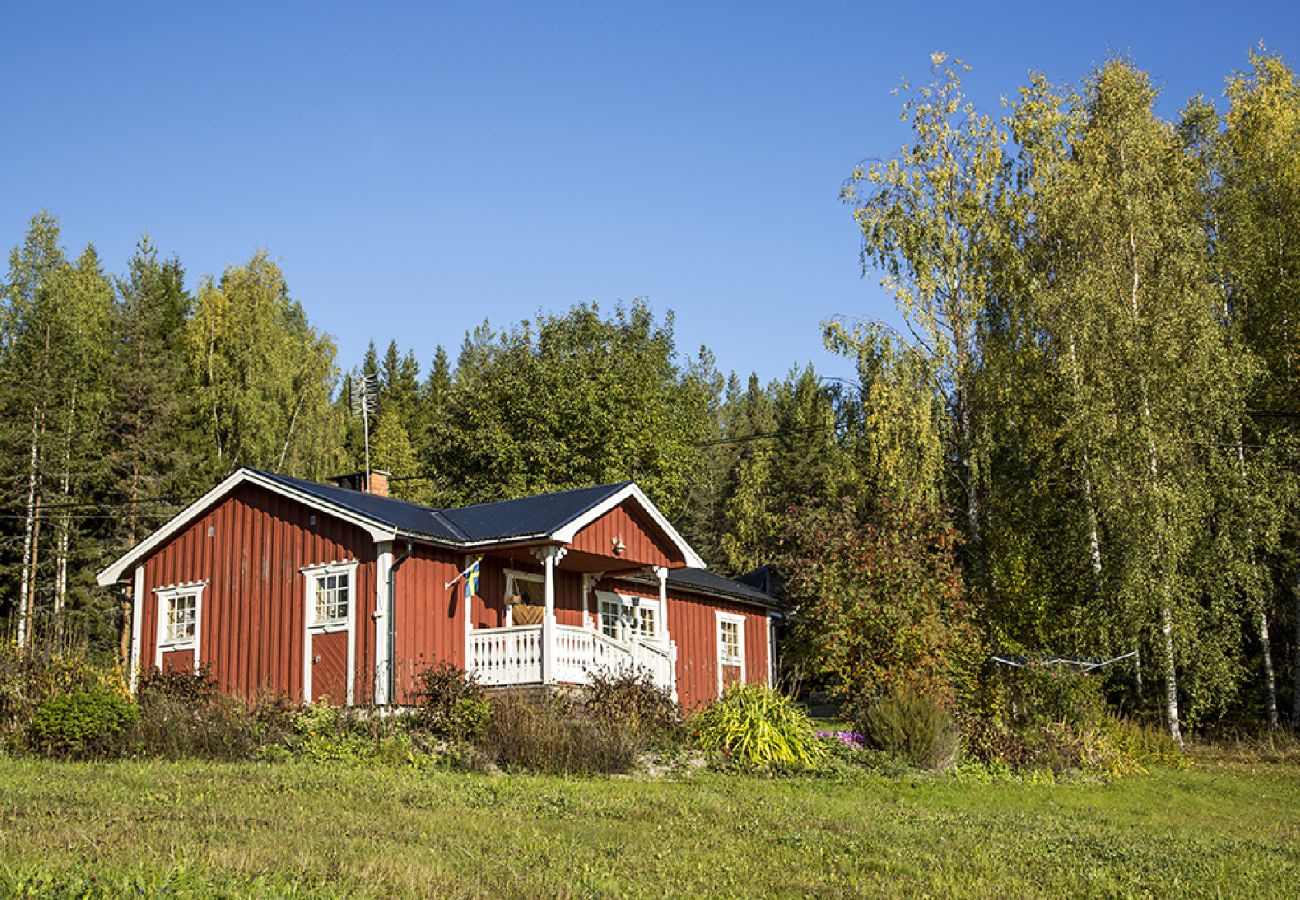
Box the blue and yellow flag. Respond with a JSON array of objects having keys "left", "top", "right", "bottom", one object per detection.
[{"left": 464, "top": 555, "right": 481, "bottom": 600}]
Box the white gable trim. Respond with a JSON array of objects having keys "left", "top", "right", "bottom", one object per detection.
[
  {"left": 96, "top": 468, "right": 397, "bottom": 587},
  {"left": 551, "top": 484, "right": 706, "bottom": 569}
]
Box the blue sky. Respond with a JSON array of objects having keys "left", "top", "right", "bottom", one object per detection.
[{"left": 2, "top": 1, "right": 1296, "bottom": 384}]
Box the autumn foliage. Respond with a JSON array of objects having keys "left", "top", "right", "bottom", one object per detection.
[{"left": 781, "top": 500, "right": 979, "bottom": 708}]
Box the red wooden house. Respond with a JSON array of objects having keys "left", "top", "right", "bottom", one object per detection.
[{"left": 97, "top": 468, "right": 781, "bottom": 709}]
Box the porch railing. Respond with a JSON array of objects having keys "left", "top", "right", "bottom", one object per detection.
[{"left": 468, "top": 623, "right": 674, "bottom": 691}]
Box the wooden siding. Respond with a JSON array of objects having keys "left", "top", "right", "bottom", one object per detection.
[
  {"left": 605, "top": 579, "right": 771, "bottom": 710},
  {"left": 160, "top": 649, "right": 194, "bottom": 675},
  {"left": 138, "top": 483, "right": 376, "bottom": 705},
  {"left": 390, "top": 545, "right": 463, "bottom": 704},
  {"left": 569, "top": 501, "right": 682, "bottom": 568}
]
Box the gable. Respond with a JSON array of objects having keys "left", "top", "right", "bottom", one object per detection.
[{"left": 567, "top": 499, "right": 685, "bottom": 568}]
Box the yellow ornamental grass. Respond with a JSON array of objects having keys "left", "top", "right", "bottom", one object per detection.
[{"left": 691, "top": 685, "right": 826, "bottom": 768}]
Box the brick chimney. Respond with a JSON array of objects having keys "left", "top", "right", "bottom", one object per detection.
[
  {"left": 366, "top": 470, "right": 390, "bottom": 497},
  {"left": 328, "top": 470, "right": 391, "bottom": 496}
]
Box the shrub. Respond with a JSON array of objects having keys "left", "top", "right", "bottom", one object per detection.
[
  {"left": 134, "top": 667, "right": 262, "bottom": 760},
  {"left": 691, "top": 684, "right": 826, "bottom": 769},
  {"left": 583, "top": 667, "right": 681, "bottom": 746},
  {"left": 412, "top": 662, "right": 490, "bottom": 742},
  {"left": 857, "top": 689, "right": 958, "bottom": 771},
  {"left": 29, "top": 687, "right": 137, "bottom": 758},
  {"left": 479, "top": 692, "right": 640, "bottom": 775},
  {"left": 0, "top": 644, "right": 121, "bottom": 750}
]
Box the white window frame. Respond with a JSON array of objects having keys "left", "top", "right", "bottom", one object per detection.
[
  {"left": 302, "top": 560, "right": 358, "bottom": 705},
  {"left": 595, "top": 590, "right": 662, "bottom": 644},
  {"left": 154, "top": 582, "right": 204, "bottom": 674},
  {"left": 716, "top": 611, "right": 746, "bottom": 696},
  {"left": 503, "top": 568, "right": 545, "bottom": 627}
]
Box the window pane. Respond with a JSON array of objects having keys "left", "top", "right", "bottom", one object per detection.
[
  {"left": 167, "top": 593, "right": 196, "bottom": 642},
  {"left": 315, "top": 572, "right": 349, "bottom": 624},
  {"left": 600, "top": 600, "right": 620, "bottom": 639},
  {"left": 639, "top": 606, "right": 656, "bottom": 638}
]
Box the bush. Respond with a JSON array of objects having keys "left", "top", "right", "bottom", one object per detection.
[
  {"left": 29, "top": 687, "right": 137, "bottom": 758},
  {"left": 412, "top": 662, "right": 490, "bottom": 742},
  {"left": 583, "top": 667, "right": 681, "bottom": 746},
  {"left": 857, "top": 689, "right": 958, "bottom": 771},
  {"left": 134, "top": 667, "right": 264, "bottom": 760},
  {"left": 0, "top": 644, "right": 121, "bottom": 750},
  {"left": 479, "top": 692, "right": 640, "bottom": 775},
  {"left": 691, "top": 685, "right": 826, "bottom": 769}
]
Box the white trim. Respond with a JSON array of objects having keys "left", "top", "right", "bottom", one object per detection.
[
  {"left": 768, "top": 611, "right": 778, "bottom": 687},
  {"left": 129, "top": 566, "right": 144, "bottom": 694},
  {"left": 154, "top": 583, "right": 204, "bottom": 674},
  {"left": 374, "top": 542, "right": 393, "bottom": 705},
  {"left": 302, "top": 560, "right": 358, "bottom": 705},
  {"left": 715, "top": 611, "right": 746, "bottom": 697},
  {"left": 96, "top": 468, "right": 397, "bottom": 587},
  {"left": 550, "top": 483, "right": 706, "bottom": 569}
]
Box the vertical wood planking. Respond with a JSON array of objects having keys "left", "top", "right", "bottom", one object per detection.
[{"left": 138, "top": 483, "right": 374, "bottom": 705}]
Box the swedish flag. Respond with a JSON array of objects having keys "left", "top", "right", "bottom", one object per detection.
[{"left": 464, "top": 556, "right": 481, "bottom": 600}]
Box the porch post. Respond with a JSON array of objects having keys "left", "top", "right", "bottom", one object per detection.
[
  {"left": 536, "top": 546, "right": 566, "bottom": 684},
  {"left": 652, "top": 566, "right": 669, "bottom": 636}
]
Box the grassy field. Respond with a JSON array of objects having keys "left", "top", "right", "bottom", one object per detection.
[{"left": 1, "top": 756, "right": 1297, "bottom": 898}]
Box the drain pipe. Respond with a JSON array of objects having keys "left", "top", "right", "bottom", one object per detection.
[{"left": 387, "top": 540, "right": 413, "bottom": 706}]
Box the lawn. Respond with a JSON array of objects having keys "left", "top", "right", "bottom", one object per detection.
[{"left": 1, "top": 756, "right": 1297, "bottom": 897}]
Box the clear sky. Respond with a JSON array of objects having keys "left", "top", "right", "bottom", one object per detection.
[{"left": 2, "top": 1, "right": 1296, "bottom": 385}]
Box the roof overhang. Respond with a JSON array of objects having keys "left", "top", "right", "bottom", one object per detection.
[
  {"left": 96, "top": 468, "right": 398, "bottom": 586},
  {"left": 550, "top": 483, "right": 706, "bottom": 569}
]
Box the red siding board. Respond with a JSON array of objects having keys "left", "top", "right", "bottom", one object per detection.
[
  {"left": 138, "top": 483, "right": 374, "bottom": 706},
  {"left": 569, "top": 502, "right": 683, "bottom": 568}
]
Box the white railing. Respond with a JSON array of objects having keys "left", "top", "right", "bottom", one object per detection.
[
  {"left": 468, "top": 625, "right": 543, "bottom": 686},
  {"left": 468, "top": 623, "right": 675, "bottom": 691}
]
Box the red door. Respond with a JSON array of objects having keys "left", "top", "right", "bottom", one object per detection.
[{"left": 310, "top": 632, "right": 348, "bottom": 705}]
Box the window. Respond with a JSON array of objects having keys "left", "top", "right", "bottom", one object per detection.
[
  {"left": 313, "top": 571, "right": 350, "bottom": 625},
  {"left": 505, "top": 569, "right": 546, "bottom": 626},
  {"left": 599, "top": 595, "right": 622, "bottom": 639},
  {"left": 303, "top": 562, "right": 356, "bottom": 632},
  {"left": 636, "top": 604, "right": 658, "bottom": 641},
  {"left": 154, "top": 582, "right": 204, "bottom": 672},
  {"left": 596, "top": 591, "right": 660, "bottom": 643},
  {"left": 717, "top": 613, "right": 745, "bottom": 668},
  {"left": 164, "top": 591, "right": 197, "bottom": 644}
]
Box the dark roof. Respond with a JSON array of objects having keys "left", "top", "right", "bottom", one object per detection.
[
  {"left": 255, "top": 469, "right": 629, "bottom": 544},
  {"left": 624, "top": 566, "right": 784, "bottom": 610}
]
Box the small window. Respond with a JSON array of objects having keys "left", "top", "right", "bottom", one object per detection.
[
  {"left": 719, "top": 618, "right": 742, "bottom": 665},
  {"left": 313, "top": 571, "right": 349, "bottom": 626},
  {"left": 303, "top": 562, "right": 356, "bottom": 631},
  {"left": 165, "top": 592, "right": 197, "bottom": 644},
  {"left": 636, "top": 604, "right": 658, "bottom": 640},
  {"left": 599, "top": 596, "right": 621, "bottom": 639}
]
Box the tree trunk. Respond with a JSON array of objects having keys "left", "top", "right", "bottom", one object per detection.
[
  {"left": 1293, "top": 567, "right": 1300, "bottom": 729},
  {"left": 53, "top": 390, "right": 75, "bottom": 641},
  {"left": 1258, "top": 612, "right": 1279, "bottom": 731},
  {"left": 16, "top": 406, "right": 44, "bottom": 649},
  {"left": 1161, "top": 601, "right": 1183, "bottom": 749}
]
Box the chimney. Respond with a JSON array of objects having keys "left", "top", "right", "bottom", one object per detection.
[
  {"left": 328, "top": 470, "right": 391, "bottom": 497},
  {"left": 366, "top": 470, "right": 390, "bottom": 497}
]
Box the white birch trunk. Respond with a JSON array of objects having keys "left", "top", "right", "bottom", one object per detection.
[{"left": 16, "top": 407, "right": 41, "bottom": 649}]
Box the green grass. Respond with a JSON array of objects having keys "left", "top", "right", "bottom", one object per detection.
[{"left": 1, "top": 757, "right": 1297, "bottom": 897}]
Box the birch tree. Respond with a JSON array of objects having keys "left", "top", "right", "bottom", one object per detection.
[
  {"left": 841, "top": 53, "right": 1007, "bottom": 565},
  {"left": 1036, "top": 61, "right": 1245, "bottom": 743}
]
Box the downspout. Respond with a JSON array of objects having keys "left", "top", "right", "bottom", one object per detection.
[{"left": 387, "top": 540, "right": 413, "bottom": 706}]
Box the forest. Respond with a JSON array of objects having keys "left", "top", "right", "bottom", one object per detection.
[{"left": 2, "top": 48, "right": 1297, "bottom": 743}]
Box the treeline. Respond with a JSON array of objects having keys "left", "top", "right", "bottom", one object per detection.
[{"left": 2, "top": 48, "right": 1297, "bottom": 740}]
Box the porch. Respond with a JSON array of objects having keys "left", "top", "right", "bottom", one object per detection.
[
  {"left": 461, "top": 544, "right": 678, "bottom": 696},
  {"left": 467, "top": 623, "right": 676, "bottom": 692}
]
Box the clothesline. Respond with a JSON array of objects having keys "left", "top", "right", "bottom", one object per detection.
[{"left": 989, "top": 651, "right": 1139, "bottom": 673}]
